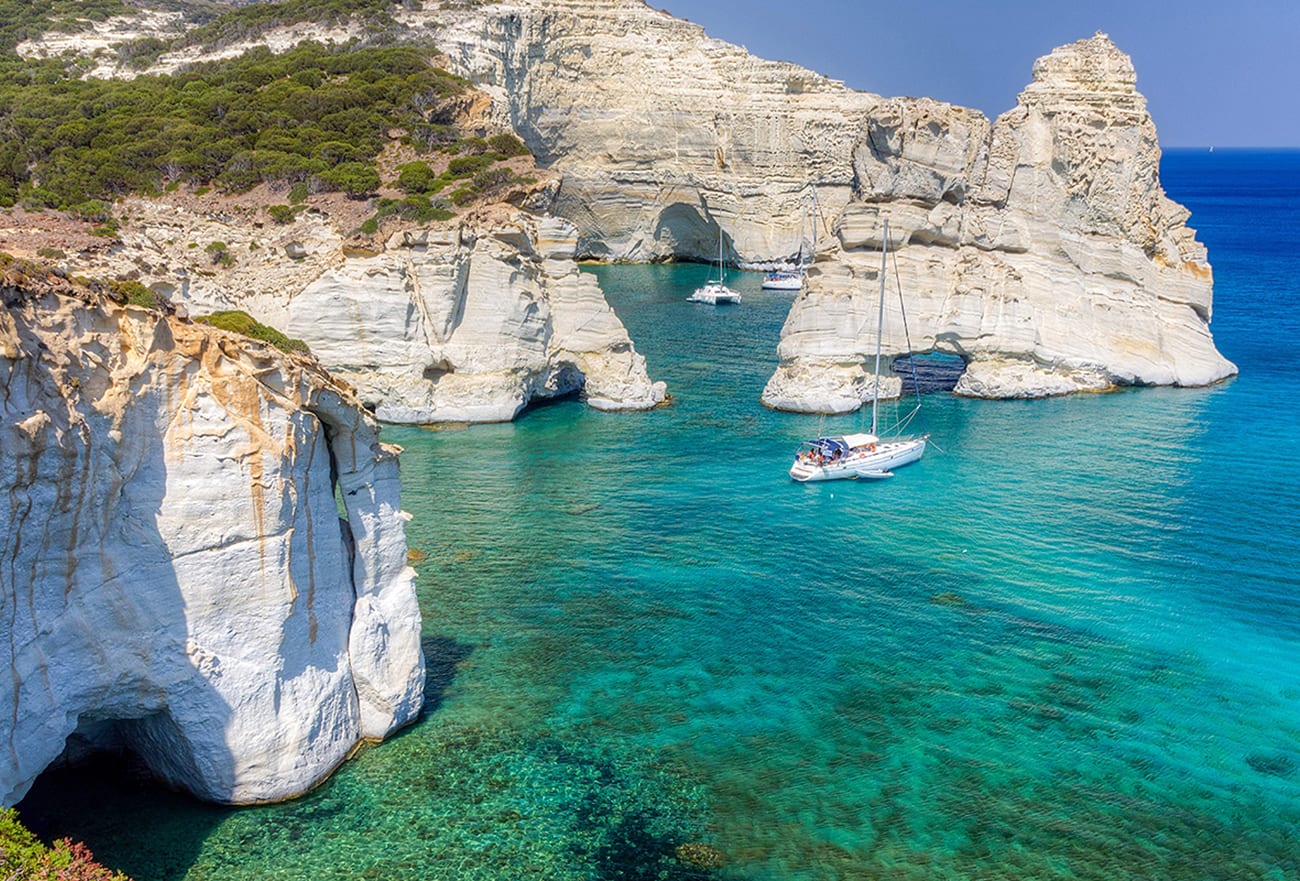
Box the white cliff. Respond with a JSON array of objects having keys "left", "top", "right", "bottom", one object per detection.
[
  {"left": 764, "top": 34, "right": 1236, "bottom": 407},
  {"left": 64, "top": 203, "right": 664, "bottom": 423},
  {"left": 428, "top": 0, "right": 876, "bottom": 264},
  {"left": 282, "top": 214, "right": 666, "bottom": 423},
  {"left": 421, "top": 2, "right": 1232, "bottom": 401},
  {"left": 0, "top": 269, "right": 423, "bottom": 806}
]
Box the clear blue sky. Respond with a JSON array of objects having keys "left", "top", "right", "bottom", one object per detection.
[{"left": 658, "top": 0, "right": 1300, "bottom": 147}]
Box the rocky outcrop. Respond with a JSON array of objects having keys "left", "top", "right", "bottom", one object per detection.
[
  {"left": 764, "top": 34, "right": 1235, "bottom": 407},
  {"left": 427, "top": 4, "right": 1233, "bottom": 402},
  {"left": 283, "top": 214, "right": 666, "bottom": 423},
  {"left": 66, "top": 203, "right": 664, "bottom": 423},
  {"left": 430, "top": 0, "right": 876, "bottom": 265},
  {"left": 0, "top": 270, "right": 423, "bottom": 806}
]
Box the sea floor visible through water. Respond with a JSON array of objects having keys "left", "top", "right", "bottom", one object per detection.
[{"left": 17, "top": 150, "right": 1300, "bottom": 881}]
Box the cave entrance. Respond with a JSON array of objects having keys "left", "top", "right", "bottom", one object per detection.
[
  {"left": 892, "top": 352, "right": 967, "bottom": 393},
  {"left": 14, "top": 732, "right": 226, "bottom": 881},
  {"left": 652, "top": 202, "right": 733, "bottom": 266}
]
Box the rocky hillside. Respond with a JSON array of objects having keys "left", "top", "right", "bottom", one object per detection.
[
  {"left": 1, "top": 0, "right": 1233, "bottom": 416},
  {"left": 425, "top": 1, "right": 1235, "bottom": 404},
  {"left": 0, "top": 262, "right": 423, "bottom": 806},
  {"left": 1, "top": 0, "right": 666, "bottom": 423}
]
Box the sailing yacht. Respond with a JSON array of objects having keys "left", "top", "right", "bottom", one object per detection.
[
  {"left": 789, "top": 218, "right": 928, "bottom": 482},
  {"left": 688, "top": 226, "right": 741, "bottom": 304},
  {"left": 762, "top": 188, "right": 819, "bottom": 291}
]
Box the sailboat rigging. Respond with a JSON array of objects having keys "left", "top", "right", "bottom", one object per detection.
[
  {"left": 788, "top": 218, "right": 928, "bottom": 482},
  {"left": 688, "top": 223, "right": 741, "bottom": 305},
  {"left": 762, "top": 186, "right": 821, "bottom": 292}
]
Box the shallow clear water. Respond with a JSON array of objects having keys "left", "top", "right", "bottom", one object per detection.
[{"left": 20, "top": 150, "right": 1300, "bottom": 881}]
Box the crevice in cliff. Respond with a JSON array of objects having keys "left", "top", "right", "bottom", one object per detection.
[{"left": 893, "top": 352, "right": 967, "bottom": 393}]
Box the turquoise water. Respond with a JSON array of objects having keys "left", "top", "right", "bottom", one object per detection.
[{"left": 20, "top": 150, "right": 1300, "bottom": 880}]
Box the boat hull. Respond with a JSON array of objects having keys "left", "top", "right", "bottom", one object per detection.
[
  {"left": 688, "top": 283, "right": 741, "bottom": 304},
  {"left": 761, "top": 273, "right": 803, "bottom": 291},
  {"left": 789, "top": 437, "right": 927, "bottom": 482}
]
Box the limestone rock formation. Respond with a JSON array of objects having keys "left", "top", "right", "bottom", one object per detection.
[
  {"left": 283, "top": 215, "right": 667, "bottom": 423},
  {"left": 764, "top": 34, "right": 1235, "bottom": 407},
  {"left": 63, "top": 206, "right": 660, "bottom": 428},
  {"left": 426, "top": 4, "right": 1233, "bottom": 403},
  {"left": 431, "top": 0, "right": 877, "bottom": 265},
  {"left": 66, "top": 204, "right": 664, "bottom": 424},
  {"left": 0, "top": 270, "right": 423, "bottom": 806}
]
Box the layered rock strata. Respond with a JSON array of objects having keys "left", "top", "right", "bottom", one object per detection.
[
  {"left": 282, "top": 214, "right": 667, "bottom": 423},
  {"left": 427, "top": 3, "right": 1233, "bottom": 402},
  {"left": 430, "top": 0, "right": 876, "bottom": 265},
  {"left": 763, "top": 34, "right": 1235, "bottom": 407},
  {"left": 68, "top": 204, "right": 664, "bottom": 423},
  {"left": 0, "top": 271, "right": 423, "bottom": 806}
]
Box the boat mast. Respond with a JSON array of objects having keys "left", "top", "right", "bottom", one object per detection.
[
  {"left": 718, "top": 225, "right": 725, "bottom": 283},
  {"left": 871, "top": 218, "right": 888, "bottom": 436}
]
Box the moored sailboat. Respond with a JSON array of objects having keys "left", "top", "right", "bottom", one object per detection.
[
  {"left": 689, "top": 225, "right": 741, "bottom": 304},
  {"left": 762, "top": 186, "right": 822, "bottom": 292},
  {"left": 789, "top": 218, "right": 928, "bottom": 482}
]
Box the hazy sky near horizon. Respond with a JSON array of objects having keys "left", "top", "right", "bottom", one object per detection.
[{"left": 657, "top": 0, "right": 1299, "bottom": 147}]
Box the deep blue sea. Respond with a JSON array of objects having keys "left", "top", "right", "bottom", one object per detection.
[{"left": 19, "top": 150, "right": 1300, "bottom": 880}]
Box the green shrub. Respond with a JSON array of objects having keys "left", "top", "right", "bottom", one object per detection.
[
  {"left": 370, "top": 193, "right": 455, "bottom": 225},
  {"left": 204, "top": 241, "right": 235, "bottom": 267},
  {"left": 486, "top": 132, "right": 529, "bottom": 157},
  {"left": 395, "top": 160, "right": 436, "bottom": 194},
  {"left": 71, "top": 200, "right": 113, "bottom": 223},
  {"left": 455, "top": 136, "right": 488, "bottom": 155},
  {"left": 288, "top": 182, "right": 310, "bottom": 204},
  {"left": 0, "top": 807, "right": 130, "bottom": 881},
  {"left": 267, "top": 203, "right": 301, "bottom": 224},
  {"left": 109, "top": 279, "right": 166, "bottom": 310},
  {"left": 446, "top": 154, "right": 493, "bottom": 178},
  {"left": 195, "top": 310, "right": 310, "bottom": 355},
  {"left": 318, "top": 161, "right": 380, "bottom": 197},
  {"left": 36, "top": 246, "right": 65, "bottom": 260}
]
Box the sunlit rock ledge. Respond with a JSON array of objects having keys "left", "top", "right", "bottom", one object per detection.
[
  {"left": 426, "top": 2, "right": 1234, "bottom": 404},
  {"left": 0, "top": 272, "right": 423, "bottom": 806},
  {"left": 70, "top": 204, "right": 665, "bottom": 424}
]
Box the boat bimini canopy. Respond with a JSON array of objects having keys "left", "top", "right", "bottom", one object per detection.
[{"left": 803, "top": 433, "right": 880, "bottom": 456}]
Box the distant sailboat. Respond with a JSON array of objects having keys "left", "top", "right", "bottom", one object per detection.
[
  {"left": 688, "top": 224, "right": 741, "bottom": 305},
  {"left": 788, "top": 218, "right": 928, "bottom": 482},
  {"left": 762, "top": 186, "right": 820, "bottom": 292}
]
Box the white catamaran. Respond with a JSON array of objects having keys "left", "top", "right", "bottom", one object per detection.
[
  {"left": 789, "top": 218, "right": 928, "bottom": 482},
  {"left": 689, "top": 225, "right": 741, "bottom": 305}
]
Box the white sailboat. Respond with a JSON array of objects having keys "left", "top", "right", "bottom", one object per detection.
[
  {"left": 761, "top": 204, "right": 805, "bottom": 290},
  {"left": 789, "top": 218, "right": 928, "bottom": 482},
  {"left": 688, "top": 225, "right": 741, "bottom": 305},
  {"left": 762, "top": 186, "right": 821, "bottom": 292}
]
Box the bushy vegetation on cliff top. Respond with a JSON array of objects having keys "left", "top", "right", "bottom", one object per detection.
[
  {"left": 0, "top": 41, "right": 467, "bottom": 209},
  {"left": 0, "top": 0, "right": 535, "bottom": 213}
]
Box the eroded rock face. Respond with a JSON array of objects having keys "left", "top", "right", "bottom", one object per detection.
[
  {"left": 283, "top": 215, "right": 666, "bottom": 423},
  {"left": 0, "top": 275, "right": 423, "bottom": 806},
  {"left": 764, "top": 33, "right": 1235, "bottom": 407},
  {"left": 431, "top": 0, "right": 876, "bottom": 265},
  {"left": 73, "top": 205, "right": 664, "bottom": 424},
  {"left": 426, "top": 3, "right": 1232, "bottom": 402}
]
